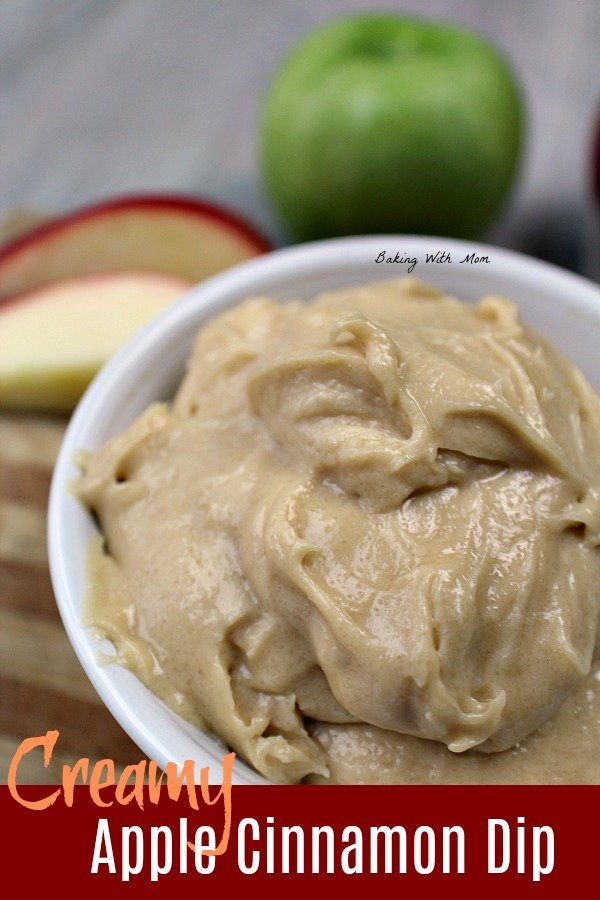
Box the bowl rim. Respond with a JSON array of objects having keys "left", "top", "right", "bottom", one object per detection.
[{"left": 47, "top": 234, "right": 600, "bottom": 782}]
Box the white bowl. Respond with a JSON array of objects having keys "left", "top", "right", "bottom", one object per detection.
[{"left": 48, "top": 236, "right": 600, "bottom": 784}]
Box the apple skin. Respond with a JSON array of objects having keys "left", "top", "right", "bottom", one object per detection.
[
  {"left": 0, "top": 194, "right": 271, "bottom": 299},
  {"left": 262, "top": 15, "right": 524, "bottom": 241}
]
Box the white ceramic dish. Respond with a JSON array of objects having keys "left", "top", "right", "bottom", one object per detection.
[{"left": 48, "top": 236, "right": 600, "bottom": 784}]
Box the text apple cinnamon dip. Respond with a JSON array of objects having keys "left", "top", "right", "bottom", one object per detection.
[{"left": 75, "top": 278, "right": 600, "bottom": 783}]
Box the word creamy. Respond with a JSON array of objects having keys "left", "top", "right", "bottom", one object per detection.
[{"left": 8, "top": 731, "right": 234, "bottom": 855}]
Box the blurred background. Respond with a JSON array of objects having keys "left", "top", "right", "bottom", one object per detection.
[
  {"left": 3, "top": 0, "right": 600, "bottom": 270},
  {"left": 1, "top": 0, "right": 599, "bottom": 782}
]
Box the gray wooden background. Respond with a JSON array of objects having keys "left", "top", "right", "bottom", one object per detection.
[{"left": 2, "top": 0, "right": 599, "bottom": 275}]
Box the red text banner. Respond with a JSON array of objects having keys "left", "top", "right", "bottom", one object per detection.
[{"left": 2, "top": 785, "right": 598, "bottom": 896}]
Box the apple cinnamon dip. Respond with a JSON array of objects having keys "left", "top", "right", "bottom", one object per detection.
[{"left": 75, "top": 278, "right": 600, "bottom": 783}]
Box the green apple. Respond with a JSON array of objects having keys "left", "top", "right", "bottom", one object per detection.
[{"left": 262, "top": 14, "right": 524, "bottom": 240}]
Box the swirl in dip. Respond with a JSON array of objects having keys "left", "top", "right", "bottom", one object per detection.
[{"left": 75, "top": 278, "right": 600, "bottom": 783}]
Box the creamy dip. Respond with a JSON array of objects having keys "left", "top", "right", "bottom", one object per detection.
[{"left": 75, "top": 278, "right": 600, "bottom": 783}]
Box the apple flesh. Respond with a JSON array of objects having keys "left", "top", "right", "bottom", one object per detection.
[
  {"left": 0, "top": 272, "right": 193, "bottom": 411},
  {"left": 0, "top": 194, "right": 271, "bottom": 299}
]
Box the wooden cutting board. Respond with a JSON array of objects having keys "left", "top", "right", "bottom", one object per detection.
[{"left": 0, "top": 411, "right": 140, "bottom": 783}]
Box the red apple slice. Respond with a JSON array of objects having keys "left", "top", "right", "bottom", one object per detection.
[
  {"left": 0, "top": 194, "right": 271, "bottom": 299},
  {"left": 0, "top": 271, "right": 193, "bottom": 411}
]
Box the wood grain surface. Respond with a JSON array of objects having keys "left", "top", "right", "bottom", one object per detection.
[{"left": 0, "top": 414, "right": 141, "bottom": 784}]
